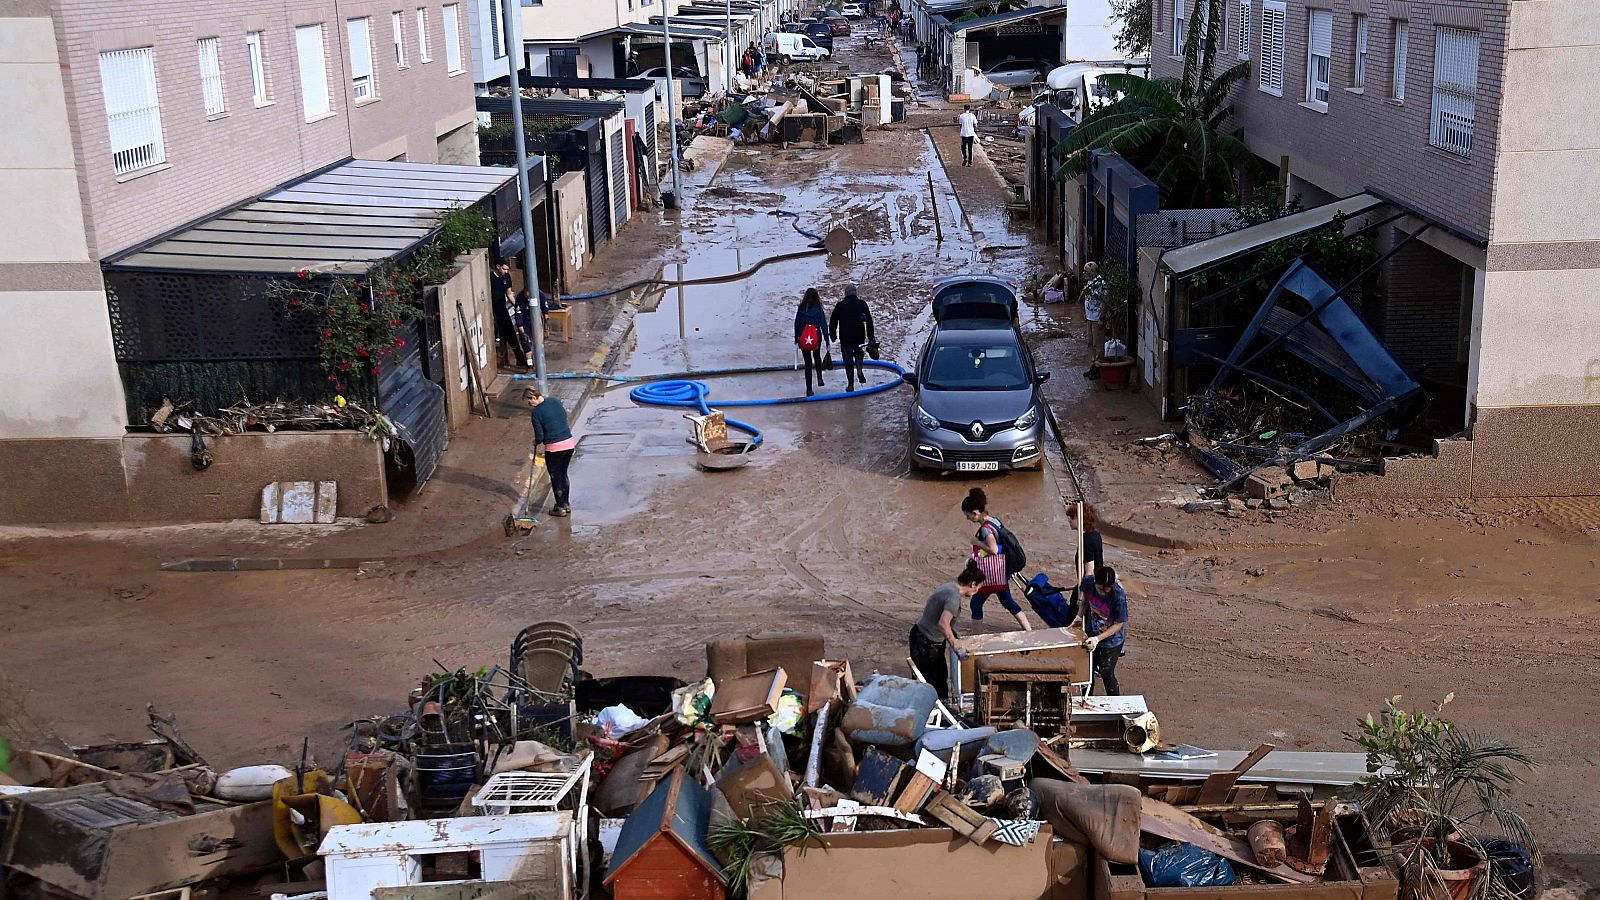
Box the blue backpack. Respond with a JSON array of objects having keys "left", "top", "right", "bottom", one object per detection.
[{"left": 1023, "top": 573, "right": 1076, "bottom": 628}]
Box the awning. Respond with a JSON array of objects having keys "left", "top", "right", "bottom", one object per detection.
[
  {"left": 104, "top": 160, "right": 517, "bottom": 276},
  {"left": 577, "top": 22, "right": 725, "bottom": 42},
  {"left": 948, "top": 5, "right": 1066, "bottom": 34},
  {"left": 1161, "top": 193, "right": 1387, "bottom": 277},
  {"left": 523, "top": 75, "right": 655, "bottom": 93}
]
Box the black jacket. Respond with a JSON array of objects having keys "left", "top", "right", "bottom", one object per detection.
[{"left": 829, "top": 295, "right": 876, "bottom": 348}]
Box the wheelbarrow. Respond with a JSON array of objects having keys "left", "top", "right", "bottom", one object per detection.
[{"left": 684, "top": 410, "right": 756, "bottom": 471}]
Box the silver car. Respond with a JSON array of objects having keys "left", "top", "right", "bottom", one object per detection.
[
  {"left": 983, "top": 58, "right": 1047, "bottom": 90},
  {"left": 906, "top": 277, "right": 1049, "bottom": 473}
]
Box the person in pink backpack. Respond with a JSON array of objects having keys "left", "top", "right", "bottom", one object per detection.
[{"left": 794, "top": 288, "right": 831, "bottom": 396}]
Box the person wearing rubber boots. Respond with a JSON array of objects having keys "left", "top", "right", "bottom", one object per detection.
[
  {"left": 525, "top": 387, "right": 576, "bottom": 517},
  {"left": 794, "top": 288, "right": 831, "bottom": 396},
  {"left": 1078, "top": 565, "right": 1129, "bottom": 695},
  {"left": 829, "top": 283, "right": 878, "bottom": 392}
]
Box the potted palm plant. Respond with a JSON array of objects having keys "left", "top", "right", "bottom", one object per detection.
[{"left": 1346, "top": 695, "right": 1537, "bottom": 900}]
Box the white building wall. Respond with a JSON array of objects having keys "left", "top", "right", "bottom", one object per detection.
[{"left": 1062, "top": 0, "right": 1117, "bottom": 62}]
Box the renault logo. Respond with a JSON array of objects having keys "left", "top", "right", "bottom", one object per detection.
[{"left": 969, "top": 421, "right": 985, "bottom": 440}]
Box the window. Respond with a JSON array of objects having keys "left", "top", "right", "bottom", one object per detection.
[
  {"left": 1351, "top": 14, "right": 1368, "bottom": 88},
  {"left": 392, "top": 12, "right": 407, "bottom": 67},
  {"left": 442, "top": 3, "right": 462, "bottom": 73},
  {"left": 417, "top": 8, "right": 431, "bottom": 62},
  {"left": 1390, "top": 20, "right": 1408, "bottom": 100},
  {"left": 1237, "top": 0, "right": 1252, "bottom": 60},
  {"left": 295, "top": 23, "right": 333, "bottom": 120},
  {"left": 1174, "top": 0, "right": 1185, "bottom": 55},
  {"left": 1258, "top": 0, "right": 1285, "bottom": 96},
  {"left": 246, "top": 31, "right": 270, "bottom": 105},
  {"left": 98, "top": 47, "right": 165, "bottom": 174},
  {"left": 348, "top": 18, "right": 375, "bottom": 100},
  {"left": 197, "top": 37, "right": 226, "bottom": 116},
  {"left": 488, "top": 0, "right": 504, "bottom": 59},
  {"left": 1430, "top": 26, "right": 1479, "bottom": 157},
  {"left": 548, "top": 46, "right": 579, "bottom": 79},
  {"left": 1305, "top": 9, "right": 1331, "bottom": 106}
]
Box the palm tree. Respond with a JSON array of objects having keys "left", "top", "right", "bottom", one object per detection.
[{"left": 1054, "top": 0, "right": 1250, "bottom": 209}]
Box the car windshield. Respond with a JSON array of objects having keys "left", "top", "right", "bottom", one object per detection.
[{"left": 925, "top": 342, "right": 1029, "bottom": 391}]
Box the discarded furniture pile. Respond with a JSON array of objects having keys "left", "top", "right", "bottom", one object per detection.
[
  {"left": 3, "top": 624, "right": 1530, "bottom": 900},
  {"left": 676, "top": 71, "right": 908, "bottom": 149}
]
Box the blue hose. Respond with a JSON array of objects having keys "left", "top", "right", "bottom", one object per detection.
[{"left": 513, "top": 360, "right": 907, "bottom": 447}]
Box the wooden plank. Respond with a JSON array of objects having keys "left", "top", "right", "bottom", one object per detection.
[
  {"left": 1195, "top": 742, "right": 1277, "bottom": 805},
  {"left": 892, "top": 751, "right": 947, "bottom": 813},
  {"left": 1032, "top": 739, "right": 1088, "bottom": 784},
  {"left": 924, "top": 792, "right": 998, "bottom": 845},
  {"left": 1140, "top": 797, "right": 1315, "bottom": 884}
]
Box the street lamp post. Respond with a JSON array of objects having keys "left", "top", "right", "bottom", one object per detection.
[
  {"left": 499, "top": 0, "right": 546, "bottom": 391},
  {"left": 662, "top": 9, "right": 685, "bottom": 207},
  {"left": 726, "top": 0, "right": 735, "bottom": 92}
]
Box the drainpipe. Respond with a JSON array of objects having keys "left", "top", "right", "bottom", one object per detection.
[{"left": 501, "top": 0, "right": 545, "bottom": 391}]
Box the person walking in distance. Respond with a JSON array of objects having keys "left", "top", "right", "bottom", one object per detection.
[
  {"left": 794, "top": 288, "right": 830, "bottom": 397},
  {"left": 1078, "top": 565, "right": 1129, "bottom": 695},
  {"left": 960, "top": 488, "right": 1035, "bottom": 630},
  {"left": 1080, "top": 261, "right": 1107, "bottom": 378},
  {"left": 958, "top": 105, "right": 978, "bottom": 166},
  {"left": 910, "top": 561, "right": 985, "bottom": 700},
  {"left": 526, "top": 387, "right": 576, "bottom": 517},
  {"left": 829, "top": 283, "right": 877, "bottom": 392}
]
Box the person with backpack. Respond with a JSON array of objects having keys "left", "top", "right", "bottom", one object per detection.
[
  {"left": 829, "top": 283, "right": 877, "bottom": 392},
  {"left": 960, "top": 487, "right": 1034, "bottom": 630},
  {"left": 1077, "top": 565, "right": 1129, "bottom": 694},
  {"left": 794, "top": 288, "right": 830, "bottom": 396}
]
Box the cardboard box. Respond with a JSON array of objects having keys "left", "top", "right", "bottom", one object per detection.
[
  {"left": 748, "top": 826, "right": 1087, "bottom": 900},
  {"left": 710, "top": 668, "right": 787, "bottom": 725}
]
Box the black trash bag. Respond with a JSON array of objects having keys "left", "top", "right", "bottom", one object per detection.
[
  {"left": 1481, "top": 840, "right": 1535, "bottom": 900},
  {"left": 1138, "top": 843, "right": 1236, "bottom": 888}
]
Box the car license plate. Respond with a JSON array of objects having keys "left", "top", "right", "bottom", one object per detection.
[{"left": 956, "top": 461, "right": 999, "bottom": 472}]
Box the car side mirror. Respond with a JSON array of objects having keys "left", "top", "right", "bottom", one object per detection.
[
  {"left": 902, "top": 371, "right": 918, "bottom": 386},
  {"left": 1036, "top": 372, "right": 1051, "bottom": 384}
]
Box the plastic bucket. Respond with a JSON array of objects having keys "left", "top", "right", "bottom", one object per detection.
[
  {"left": 414, "top": 744, "right": 477, "bottom": 808},
  {"left": 1097, "top": 356, "right": 1136, "bottom": 390}
]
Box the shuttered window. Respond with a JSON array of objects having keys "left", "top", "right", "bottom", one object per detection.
[
  {"left": 1259, "top": 0, "right": 1285, "bottom": 96},
  {"left": 1390, "top": 20, "right": 1408, "bottom": 100},
  {"left": 197, "top": 37, "right": 227, "bottom": 116},
  {"left": 442, "top": 3, "right": 462, "bottom": 73},
  {"left": 1430, "top": 26, "right": 1478, "bottom": 157},
  {"left": 98, "top": 47, "right": 166, "bottom": 174},
  {"left": 246, "top": 32, "right": 270, "bottom": 105},
  {"left": 1174, "top": 0, "right": 1186, "bottom": 55},
  {"left": 1237, "top": 0, "right": 1252, "bottom": 60},
  {"left": 348, "top": 17, "right": 375, "bottom": 100},
  {"left": 1352, "top": 15, "right": 1368, "bottom": 88},
  {"left": 488, "top": 0, "right": 503, "bottom": 60},
  {"left": 393, "top": 12, "right": 407, "bottom": 67},
  {"left": 1305, "top": 9, "right": 1331, "bottom": 105},
  {"left": 295, "top": 23, "right": 333, "bottom": 120}
]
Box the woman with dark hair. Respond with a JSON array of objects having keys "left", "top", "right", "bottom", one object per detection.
[
  {"left": 794, "top": 287, "right": 830, "bottom": 396},
  {"left": 960, "top": 487, "right": 1034, "bottom": 630},
  {"left": 1067, "top": 503, "right": 1103, "bottom": 580},
  {"left": 525, "top": 386, "right": 575, "bottom": 517},
  {"left": 909, "top": 560, "right": 985, "bottom": 699},
  {"left": 1078, "top": 565, "right": 1129, "bottom": 695}
]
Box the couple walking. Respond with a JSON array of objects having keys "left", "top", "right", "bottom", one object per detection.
[{"left": 793, "top": 284, "right": 878, "bottom": 396}]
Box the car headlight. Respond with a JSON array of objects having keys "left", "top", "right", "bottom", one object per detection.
[
  {"left": 1015, "top": 405, "right": 1039, "bottom": 429},
  {"left": 915, "top": 406, "right": 940, "bottom": 429}
]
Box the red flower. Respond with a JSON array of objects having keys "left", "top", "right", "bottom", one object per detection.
[
  {"left": 386, "top": 289, "right": 398, "bottom": 298},
  {"left": 288, "top": 299, "right": 300, "bottom": 308},
  {"left": 370, "top": 366, "right": 381, "bottom": 375},
  {"left": 335, "top": 383, "right": 345, "bottom": 392},
  {"left": 359, "top": 303, "right": 370, "bottom": 312},
  {"left": 338, "top": 362, "right": 351, "bottom": 371},
  {"left": 327, "top": 374, "right": 337, "bottom": 382},
  {"left": 322, "top": 329, "right": 334, "bottom": 338},
  {"left": 390, "top": 318, "right": 402, "bottom": 327},
  {"left": 297, "top": 269, "right": 311, "bottom": 280},
  {"left": 356, "top": 347, "right": 370, "bottom": 357},
  {"left": 393, "top": 338, "right": 406, "bottom": 348}
]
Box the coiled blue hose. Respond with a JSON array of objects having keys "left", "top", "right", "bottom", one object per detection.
[{"left": 515, "top": 359, "right": 907, "bottom": 447}]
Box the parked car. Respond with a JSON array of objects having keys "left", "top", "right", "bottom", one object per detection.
[
  {"left": 982, "top": 58, "right": 1049, "bottom": 90},
  {"left": 801, "top": 22, "right": 835, "bottom": 51},
  {"left": 765, "top": 31, "right": 831, "bottom": 63},
  {"left": 825, "top": 15, "right": 851, "bottom": 35},
  {"left": 906, "top": 276, "right": 1048, "bottom": 473},
  {"left": 641, "top": 66, "right": 707, "bottom": 99},
  {"left": 841, "top": 2, "right": 866, "bottom": 18}
]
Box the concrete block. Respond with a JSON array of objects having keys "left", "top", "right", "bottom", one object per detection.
[
  {"left": 1245, "top": 467, "right": 1292, "bottom": 500},
  {"left": 1291, "top": 460, "right": 1320, "bottom": 482}
]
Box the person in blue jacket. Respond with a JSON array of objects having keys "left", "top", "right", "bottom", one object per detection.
[
  {"left": 1078, "top": 565, "right": 1129, "bottom": 695},
  {"left": 794, "top": 288, "right": 830, "bottom": 396}
]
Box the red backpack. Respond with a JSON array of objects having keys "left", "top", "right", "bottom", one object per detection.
[{"left": 799, "top": 323, "right": 822, "bottom": 351}]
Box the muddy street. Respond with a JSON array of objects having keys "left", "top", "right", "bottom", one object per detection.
[{"left": 2, "top": 35, "right": 1598, "bottom": 896}]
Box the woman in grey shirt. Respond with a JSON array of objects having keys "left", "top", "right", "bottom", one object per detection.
[{"left": 910, "top": 560, "right": 985, "bottom": 700}]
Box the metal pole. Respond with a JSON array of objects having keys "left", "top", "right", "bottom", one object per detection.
[
  {"left": 501, "top": 0, "right": 546, "bottom": 392},
  {"left": 662, "top": 11, "right": 685, "bottom": 207},
  {"left": 727, "top": 0, "right": 735, "bottom": 92}
]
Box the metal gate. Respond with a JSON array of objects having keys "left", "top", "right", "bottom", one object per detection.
[
  {"left": 586, "top": 143, "right": 611, "bottom": 250},
  {"left": 609, "top": 128, "right": 628, "bottom": 228},
  {"left": 377, "top": 321, "right": 448, "bottom": 492},
  {"left": 644, "top": 102, "right": 658, "bottom": 176}
]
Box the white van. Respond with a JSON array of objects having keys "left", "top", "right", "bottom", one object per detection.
[
  {"left": 764, "top": 31, "right": 830, "bottom": 63},
  {"left": 1044, "top": 59, "right": 1150, "bottom": 122}
]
